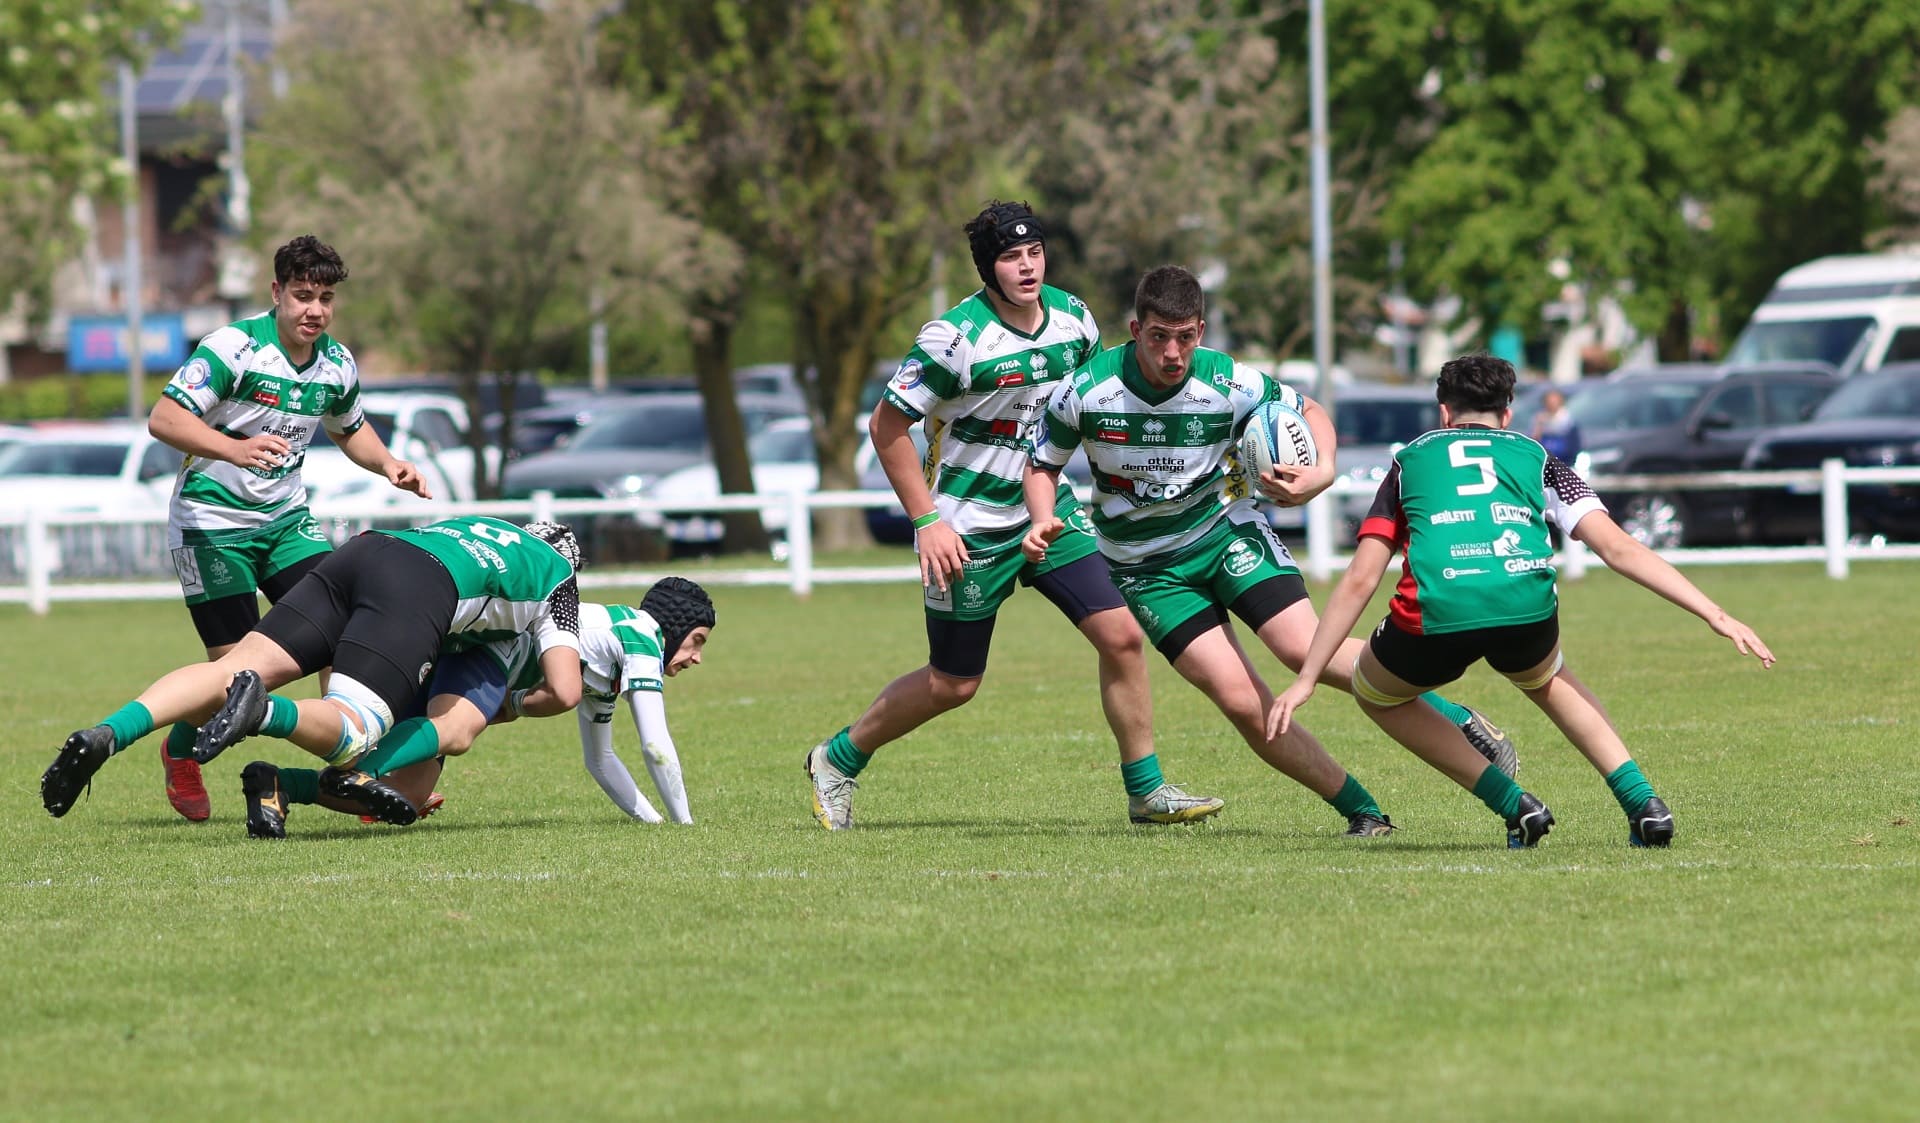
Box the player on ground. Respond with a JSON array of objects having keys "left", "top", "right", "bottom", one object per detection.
[
  {"left": 147, "top": 234, "right": 428, "bottom": 821},
  {"left": 39, "top": 517, "right": 583, "bottom": 825},
  {"left": 1269, "top": 354, "right": 1775, "bottom": 847},
  {"left": 1024, "top": 265, "right": 1518, "bottom": 835},
  {"left": 803, "top": 201, "right": 1221, "bottom": 830},
  {"left": 238, "top": 580, "right": 716, "bottom": 838}
]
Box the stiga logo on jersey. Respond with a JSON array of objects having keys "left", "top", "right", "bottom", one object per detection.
[
  {"left": 1141, "top": 418, "right": 1168, "bottom": 443},
  {"left": 991, "top": 358, "right": 1027, "bottom": 387},
  {"left": 1492, "top": 503, "right": 1533, "bottom": 525},
  {"left": 1095, "top": 417, "right": 1130, "bottom": 442}
]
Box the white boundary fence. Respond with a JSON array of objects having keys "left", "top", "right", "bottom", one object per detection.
[{"left": 3, "top": 460, "right": 1918, "bottom": 613}]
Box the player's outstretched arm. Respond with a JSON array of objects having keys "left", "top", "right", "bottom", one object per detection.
[
  {"left": 1021, "top": 462, "right": 1067, "bottom": 563},
  {"left": 577, "top": 705, "right": 663, "bottom": 823},
  {"left": 332, "top": 422, "right": 431, "bottom": 499},
  {"left": 1571, "top": 512, "right": 1776, "bottom": 667},
  {"left": 1269, "top": 536, "right": 1394, "bottom": 737},
  {"left": 625, "top": 689, "right": 691, "bottom": 825}
]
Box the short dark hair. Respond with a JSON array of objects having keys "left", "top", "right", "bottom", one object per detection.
[
  {"left": 1134, "top": 265, "right": 1204, "bottom": 325},
  {"left": 274, "top": 235, "right": 348, "bottom": 287},
  {"left": 1435, "top": 354, "right": 1516, "bottom": 414}
]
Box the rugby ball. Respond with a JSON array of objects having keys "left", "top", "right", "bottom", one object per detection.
[{"left": 1239, "top": 399, "right": 1318, "bottom": 484}]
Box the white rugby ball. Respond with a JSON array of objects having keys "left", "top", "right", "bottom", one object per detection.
[{"left": 1239, "top": 400, "right": 1318, "bottom": 485}]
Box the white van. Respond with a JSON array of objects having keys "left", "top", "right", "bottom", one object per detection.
[{"left": 1725, "top": 249, "right": 1920, "bottom": 375}]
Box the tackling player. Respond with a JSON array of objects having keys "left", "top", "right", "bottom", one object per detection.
[
  {"left": 1269, "top": 354, "right": 1774, "bottom": 847},
  {"left": 802, "top": 202, "right": 1220, "bottom": 829},
  {"left": 238, "top": 579, "right": 717, "bottom": 838},
  {"left": 147, "top": 235, "right": 428, "bottom": 821},
  {"left": 39, "top": 517, "right": 583, "bottom": 826},
  {"left": 1024, "top": 265, "right": 1520, "bottom": 835}
]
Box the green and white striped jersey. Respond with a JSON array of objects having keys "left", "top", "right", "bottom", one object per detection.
[
  {"left": 1032, "top": 343, "right": 1300, "bottom": 565},
  {"left": 578, "top": 602, "right": 667, "bottom": 722},
  {"left": 160, "top": 311, "right": 364, "bottom": 545},
  {"left": 378, "top": 516, "right": 579, "bottom": 654},
  {"left": 881, "top": 285, "right": 1099, "bottom": 547}
]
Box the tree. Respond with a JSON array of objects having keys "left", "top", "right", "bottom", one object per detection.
[
  {"left": 1356, "top": 1, "right": 1920, "bottom": 360},
  {"left": 610, "top": 1, "right": 1144, "bottom": 549},
  {"left": 1869, "top": 104, "right": 1920, "bottom": 247},
  {"left": 0, "top": 1, "right": 189, "bottom": 326},
  {"left": 248, "top": 0, "right": 717, "bottom": 497},
  {"left": 1040, "top": 3, "right": 1391, "bottom": 361}
]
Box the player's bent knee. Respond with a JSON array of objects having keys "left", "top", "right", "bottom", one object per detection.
[
  {"left": 323, "top": 674, "right": 394, "bottom": 767},
  {"left": 927, "top": 669, "right": 982, "bottom": 710}
]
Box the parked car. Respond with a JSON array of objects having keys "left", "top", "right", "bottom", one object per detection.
[
  {"left": 1324, "top": 384, "right": 1444, "bottom": 537},
  {"left": 500, "top": 393, "right": 805, "bottom": 500},
  {"left": 1725, "top": 251, "right": 1920, "bottom": 376},
  {"left": 357, "top": 390, "right": 494, "bottom": 500},
  {"left": 1570, "top": 366, "right": 1839, "bottom": 546},
  {"left": 636, "top": 418, "right": 822, "bottom": 546},
  {"left": 1743, "top": 363, "right": 1920, "bottom": 543},
  {"left": 0, "top": 424, "right": 33, "bottom": 459},
  {"left": 0, "top": 424, "right": 183, "bottom": 516}
]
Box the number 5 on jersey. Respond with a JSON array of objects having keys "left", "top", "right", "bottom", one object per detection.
[{"left": 1450, "top": 440, "right": 1497, "bottom": 495}]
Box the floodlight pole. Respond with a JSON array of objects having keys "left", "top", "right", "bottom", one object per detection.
[
  {"left": 120, "top": 62, "right": 145, "bottom": 420},
  {"left": 1308, "top": 0, "right": 1335, "bottom": 417}
]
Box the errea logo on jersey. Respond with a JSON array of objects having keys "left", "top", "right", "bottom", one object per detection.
[{"left": 1141, "top": 418, "right": 1168, "bottom": 443}]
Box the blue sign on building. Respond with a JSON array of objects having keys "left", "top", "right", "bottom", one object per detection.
[{"left": 67, "top": 314, "right": 188, "bottom": 373}]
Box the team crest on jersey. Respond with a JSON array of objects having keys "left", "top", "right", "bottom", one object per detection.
[
  {"left": 960, "top": 580, "right": 985, "bottom": 609},
  {"left": 208, "top": 557, "right": 232, "bottom": 586},
  {"left": 179, "top": 357, "right": 212, "bottom": 389},
  {"left": 895, "top": 359, "right": 925, "bottom": 390},
  {"left": 1185, "top": 417, "right": 1206, "bottom": 440}
]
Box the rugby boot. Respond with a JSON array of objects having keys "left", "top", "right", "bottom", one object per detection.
[
  {"left": 240, "top": 760, "right": 289, "bottom": 840},
  {"left": 1506, "top": 793, "right": 1555, "bottom": 849},
  {"left": 319, "top": 767, "right": 418, "bottom": 826},
  {"left": 1459, "top": 708, "right": 1520, "bottom": 778},
  {"left": 1343, "top": 812, "right": 1397, "bottom": 837},
  {"left": 163, "top": 741, "right": 211, "bottom": 821},
  {"left": 803, "top": 742, "right": 857, "bottom": 830},
  {"left": 194, "top": 670, "right": 269, "bottom": 764},
  {"left": 1128, "top": 782, "right": 1225, "bottom": 824},
  {"left": 42, "top": 725, "right": 114, "bottom": 818},
  {"left": 362, "top": 791, "right": 444, "bottom": 825},
  {"left": 1628, "top": 796, "right": 1675, "bottom": 848}
]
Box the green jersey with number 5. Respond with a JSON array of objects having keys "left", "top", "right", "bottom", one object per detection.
[
  {"left": 378, "top": 516, "right": 577, "bottom": 651},
  {"left": 1358, "top": 427, "right": 1605, "bottom": 634}
]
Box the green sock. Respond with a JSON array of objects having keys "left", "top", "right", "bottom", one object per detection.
[
  {"left": 823, "top": 726, "right": 872, "bottom": 778},
  {"left": 279, "top": 767, "right": 320, "bottom": 805},
  {"left": 1120, "top": 753, "right": 1166, "bottom": 798},
  {"left": 261, "top": 695, "right": 300, "bottom": 738},
  {"left": 1605, "top": 761, "right": 1657, "bottom": 816},
  {"left": 100, "top": 702, "right": 155, "bottom": 755},
  {"left": 356, "top": 717, "right": 441, "bottom": 778},
  {"left": 1421, "top": 692, "right": 1472, "bottom": 727},
  {"left": 1326, "top": 774, "right": 1383, "bottom": 820},
  {"left": 164, "top": 722, "right": 196, "bottom": 761},
  {"left": 1471, "top": 764, "right": 1525, "bottom": 820}
]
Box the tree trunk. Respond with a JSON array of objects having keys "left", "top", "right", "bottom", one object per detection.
[
  {"left": 1657, "top": 298, "right": 1692, "bottom": 364},
  {"left": 794, "top": 278, "right": 881, "bottom": 552},
  {"left": 690, "top": 302, "right": 770, "bottom": 554}
]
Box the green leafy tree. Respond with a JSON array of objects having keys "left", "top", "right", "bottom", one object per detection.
[
  {"left": 611, "top": 0, "right": 1142, "bottom": 548},
  {"left": 0, "top": 1, "right": 190, "bottom": 324},
  {"left": 249, "top": 0, "right": 715, "bottom": 497}
]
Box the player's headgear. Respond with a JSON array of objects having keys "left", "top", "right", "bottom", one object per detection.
[
  {"left": 522, "top": 520, "right": 582, "bottom": 572},
  {"left": 642, "top": 576, "right": 716, "bottom": 662},
  {"left": 967, "top": 201, "right": 1046, "bottom": 300}
]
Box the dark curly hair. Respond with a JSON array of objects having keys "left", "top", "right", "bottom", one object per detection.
[
  {"left": 1435, "top": 354, "right": 1516, "bottom": 415},
  {"left": 273, "top": 235, "right": 348, "bottom": 287}
]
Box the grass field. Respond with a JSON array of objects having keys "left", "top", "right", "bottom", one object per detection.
[{"left": 3, "top": 559, "right": 1917, "bottom": 1121}]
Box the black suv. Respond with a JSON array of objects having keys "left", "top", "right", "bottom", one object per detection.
[
  {"left": 1571, "top": 365, "right": 1838, "bottom": 546},
  {"left": 1742, "top": 364, "right": 1920, "bottom": 543}
]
